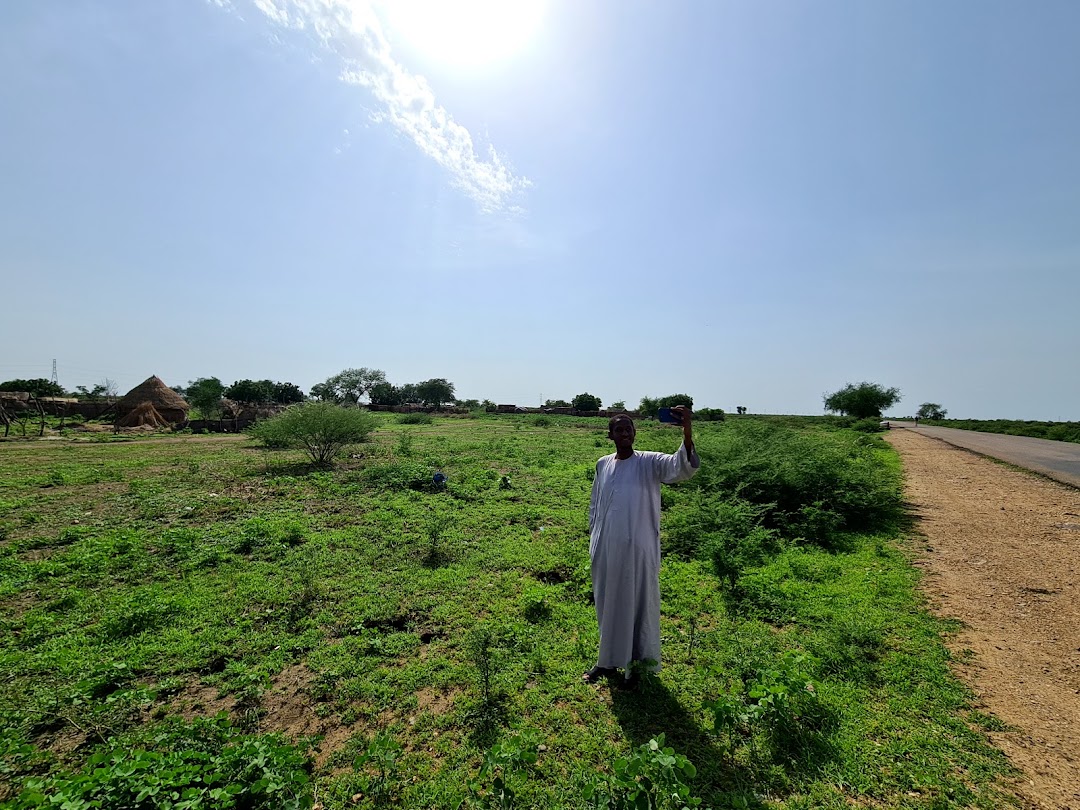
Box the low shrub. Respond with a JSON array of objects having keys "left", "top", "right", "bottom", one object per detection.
[
  {"left": 695, "top": 407, "right": 725, "bottom": 422},
  {"left": 362, "top": 460, "right": 433, "bottom": 491},
  {"left": 398, "top": 412, "right": 433, "bottom": 425},
  {"left": 665, "top": 495, "right": 780, "bottom": 589},
  {"left": 248, "top": 403, "right": 376, "bottom": 464},
  {"left": 850, "top": 418, "right": 886, "bottom": 433},
  {"left": 688, "top": 421, "right": 902, "bottom": 547},
  {"left": 4, "top": 715, "right": 312, "bottom": 810},
  {"left": 580, "top": 734, "right": 705, "bottom": 809}
]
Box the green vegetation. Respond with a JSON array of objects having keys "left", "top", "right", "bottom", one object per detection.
[
  {"left": 224, "top": 379, "right": 305, "bottom": 404},
  {"left": 0, "top": 415, "right": 1015, "bottom": 807},
  {"left": 572, "top": 393, "right": 602, "bottom": 412},
  {"left": 823, "top": 382, "right": 900, "bottom": 419},
  {"left": 638, "top": 396, "right": 694, "bottom": 420},
  {"left": 916, "top": 403, "right": 947, "bottom": 421},
  {"left": 922, "top": 418, "right": 1080, "bottom": 443},
  {"left": 249, "top": 403, "right": 377, "bottom": 463},
  {"left": 309, "top": 368, "right": 388, "bottom": 406},
  {"left": 184, "top": 377, "right": 227, "bottom": 421}
]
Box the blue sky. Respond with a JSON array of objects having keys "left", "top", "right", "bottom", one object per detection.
[{"left": 2, "top": 0, "right": 1078, "bottom": 419}]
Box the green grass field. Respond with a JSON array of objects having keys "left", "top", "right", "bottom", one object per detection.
[{"left": 0, "top": 415, "right": 1017, "bottom": 808}]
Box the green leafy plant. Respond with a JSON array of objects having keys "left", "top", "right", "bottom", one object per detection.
[
  {"left": 580, "top": 734, "right": 704, "bottom": 809},
  {"left": 352, "top": 732, "right": 403, "bottom": 805},
  {"left": 463, "top": 734, "right": 539, "bottom": 809},
  {"left": 705, "top": 651, "right": 822, "bottom": 758},
  {"left": 464, "top": 626, "right": 509, "bottom": 740},
  {"left": 249, "top": 402, "right": 376, "bottom": 465},
  {"left": 423, "top": 509, "right": 452, "bottom": 567},
  {"left": 6, "top": 715, "right": 313, "bottom": 810},
  {"left": 521, "top": 588, "right": 551, "bottom": 623}
]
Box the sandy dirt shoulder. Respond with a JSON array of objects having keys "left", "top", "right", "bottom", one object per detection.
[{"left": 885, "top": 429, "right": 1080, "bottom": 810}]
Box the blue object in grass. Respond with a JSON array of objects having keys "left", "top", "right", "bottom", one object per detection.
[{"left": 433, "top": 472, "right": 447, "bottom": 487}]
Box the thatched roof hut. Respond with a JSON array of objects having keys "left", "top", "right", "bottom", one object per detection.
[{"left": 115, "top": 376, "right": 189, "bottom": 424}]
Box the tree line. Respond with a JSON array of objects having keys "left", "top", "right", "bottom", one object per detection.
[{"left": 8, "top": 372, "right": 952, "bottom": 422}]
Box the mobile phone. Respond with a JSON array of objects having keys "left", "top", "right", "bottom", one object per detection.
[{"left": 657, "top": 407, "right": 683, "bottom": 424}]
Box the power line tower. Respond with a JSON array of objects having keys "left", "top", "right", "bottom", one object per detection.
[{"left": 51, "top": 359, "right": 58, "bottom": 386}]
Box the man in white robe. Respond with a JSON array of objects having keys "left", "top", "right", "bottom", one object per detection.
[{"left": 584, "top": 406, "right": 699, "bottom": 685}]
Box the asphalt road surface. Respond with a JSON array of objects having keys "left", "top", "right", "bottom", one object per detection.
[{"left": 886, "top": 421, "right": 1080, "bottom": 489}]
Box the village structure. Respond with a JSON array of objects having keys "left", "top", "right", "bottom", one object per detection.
[{"left": 0, "top": 374, "right": 644, "bottom": 437}]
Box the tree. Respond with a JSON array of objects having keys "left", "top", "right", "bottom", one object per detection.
[
  {"left": 638, "top": 394, "right": 693, "bottom": 419},
  {"left": 225, "top": 379, "right": 276, "bottom": 403},
  {"left": 249, "top": 402, "right": 377, "bottom": 465},
  {"left": 0, "top": 378, "right": 66, "bottom": 398},
  {"left": 74, "top": 380, "right": 117, "bottom": 401},
  {"left": 917, "top": 402, "right": 947, "bottom": 420},
  {"left": 638, "top": 396, "right": 659, "bottom": 419},
  {"left": 610, "top": 401, "right": 626, "bottom": 411},
  {"left": 415, "top": 378, "right": 455, "bottom": 409},
  {"left": 273, "top": 382, "right": 305, "bottom": 404},
  {"left": 368, "top": 382, "right": 404, "bottom": 407},
  {"left": 186, "top": 377, "right": 226, "bottom": 420},
  {"left": 544, "top": 399, "right": 571, "bottom": 409},
  {"left": 311, "top": 367, "right": 387, "bottom": 405},
  {"left": 823, "top": 382, "right": 901, "bottom": 419},
  {"left": 572, "top": 392, "right": 602, "bottom": 411},
  {"left": 658, "top": 394, "right": 693, "bottom": 410}
]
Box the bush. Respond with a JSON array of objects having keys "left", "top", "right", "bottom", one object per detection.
[
  {"left": 248, "top": 403, "right": 376, "bottom": 465},
  {"left": 687, "top": 421, "right": 902, "bottom": 548},
  {"left": 5, "top": 715, "right": 312, "bottom": 810},
  {"left": 362, "top": 460, "right": 432, "bottom": 491},
  {"left": 850, "top": 418, "right": 885, "bottom": 433},
  {"left": 398, "top": 412, "right": 432, "bottom": 425},
  {"left": 695, "top": 407, "right": 725, "bottom": 422},
  {"left": 666, "top": 494, "right": 780, "bottom": 588}
]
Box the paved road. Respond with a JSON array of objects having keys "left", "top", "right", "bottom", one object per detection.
[{"left": 886, "top": 421, "right": 1080, "bottom": 489}]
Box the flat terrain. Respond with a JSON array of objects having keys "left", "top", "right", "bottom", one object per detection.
[
  {"left": 887, "top": 429, "right": 1080, "bottom": 810},
  {"left": 891, "top": 422, "right": 1080, "bottom": 488},
  {"left": 0, "top": 418, "right": 1029, "bottom": 807}
]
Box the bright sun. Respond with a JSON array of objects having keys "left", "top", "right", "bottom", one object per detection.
[{"left": 381, "top": 0, "right": 546, "bottom": 69}]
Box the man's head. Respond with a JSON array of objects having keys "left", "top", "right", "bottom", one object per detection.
[{"left": 608, "top": 414, "right": 636, "bottom": 452}]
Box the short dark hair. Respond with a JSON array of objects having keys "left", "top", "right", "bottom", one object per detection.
[{"left": 607, "top": 413, "right": 634, "bottom": 433}]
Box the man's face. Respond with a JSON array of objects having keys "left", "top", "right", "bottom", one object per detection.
[{"left": 609, "top": 417, "right": 636, "bottom": 451}]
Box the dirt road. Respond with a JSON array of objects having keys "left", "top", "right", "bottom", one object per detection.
[{"left": 886, "top": 429, "right": 1080, "bottom": 809}]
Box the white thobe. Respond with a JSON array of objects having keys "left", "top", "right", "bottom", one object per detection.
[{"left": 588, "top": 443, "right": 700, "bottom": 674}]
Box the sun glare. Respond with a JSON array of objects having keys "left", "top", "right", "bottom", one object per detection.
[{"left": 381, "top": 0, "right": 546, "bottom": 69}]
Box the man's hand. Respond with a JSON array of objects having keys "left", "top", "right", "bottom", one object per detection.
[{"left": 672, "top": 405, "right": 694, "bottom": 455}]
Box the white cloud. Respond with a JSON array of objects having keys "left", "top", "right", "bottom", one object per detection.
[{"left": 239, "top": 0, "right": 530, "bottom": 212}]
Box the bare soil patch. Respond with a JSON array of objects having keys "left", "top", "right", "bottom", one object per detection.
[{"left": 886, "top": 429, "right": 1080, "bottom": 810}]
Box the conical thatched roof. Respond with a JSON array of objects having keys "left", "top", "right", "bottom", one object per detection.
[{"left": 116, "top": 376, "right": 189, "bottom": 414}]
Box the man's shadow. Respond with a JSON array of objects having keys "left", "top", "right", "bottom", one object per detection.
[
  {"left": 610, "top": 674, "right": 839, "bottom": 808},
  {"left": 609, "top": 677, "right": 758, "bottom": 807}
]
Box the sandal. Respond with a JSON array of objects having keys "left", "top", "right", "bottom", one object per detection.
[{"left": 582, "top": 666, "right": 616, "bottom": 684}]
